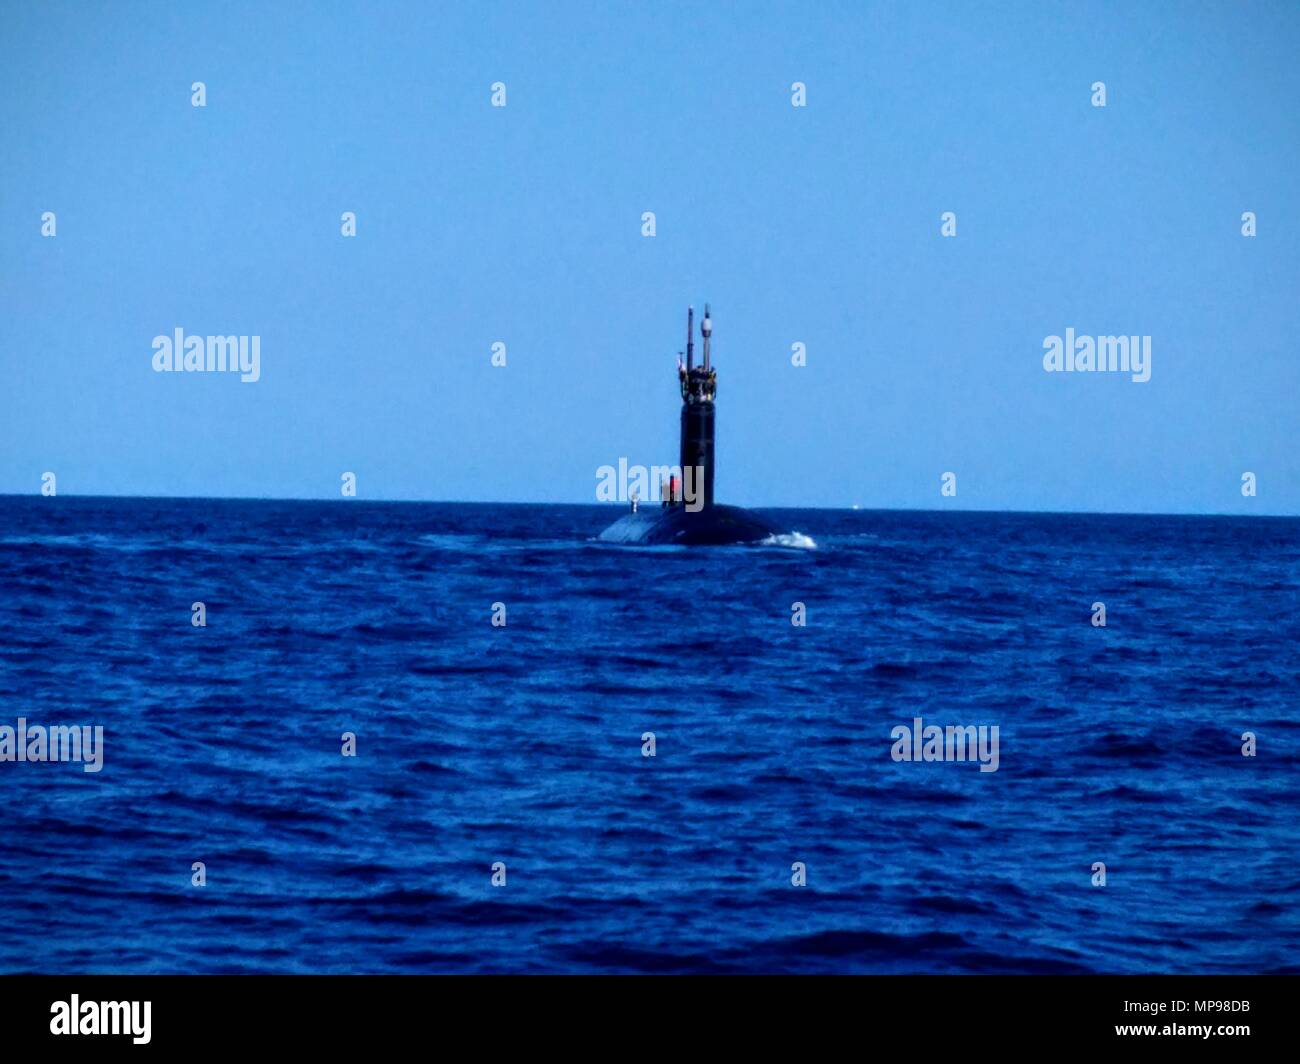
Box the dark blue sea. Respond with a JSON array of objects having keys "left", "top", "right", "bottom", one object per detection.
[{"left": 1, "top": 497, "right": 1298, "bottom": 974}]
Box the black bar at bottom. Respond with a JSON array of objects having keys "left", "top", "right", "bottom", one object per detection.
[{"left": 0, "top": 974, "right": 1287, "bottom": 1052}]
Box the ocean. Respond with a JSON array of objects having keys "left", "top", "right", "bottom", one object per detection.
[{"left": 1, "top": 496, "right": 1297, "bottom": 974}]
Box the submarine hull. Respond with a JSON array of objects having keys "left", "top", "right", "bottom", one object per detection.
[{"left": 598, "top": 504, "right": 774, "bottom": 546}]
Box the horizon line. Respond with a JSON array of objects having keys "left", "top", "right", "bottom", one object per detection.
[{"left": 0, "top": 492, "right": 1295, "bottom": 520}]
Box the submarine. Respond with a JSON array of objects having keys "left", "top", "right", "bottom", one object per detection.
[{"left": 599, "top": 304, "right": 776, "bottom": 546}]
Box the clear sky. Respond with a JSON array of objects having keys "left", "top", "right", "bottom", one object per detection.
[{"left": 2, "top": 1, "right": 1297, "bottom": 513}]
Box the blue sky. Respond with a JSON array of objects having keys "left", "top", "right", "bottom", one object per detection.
[{"left": 2, "top": 1, "right": 1297, "bottom": 513}]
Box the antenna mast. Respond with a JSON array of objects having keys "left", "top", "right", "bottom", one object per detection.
[
  {"left": 686, "top": 306, "right": 695, "bottom": 371},
  {"left": 701, "top": 303, "right": 712, "bottom": 371}
]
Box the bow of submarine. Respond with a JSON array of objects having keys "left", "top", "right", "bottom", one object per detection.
[{"left": 599, "top": 503, "right": 775, "bottom": 546}]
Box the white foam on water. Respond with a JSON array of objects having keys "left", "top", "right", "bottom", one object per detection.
[{"left": 761, "top": 531, "right": 817, "bottom": 550}]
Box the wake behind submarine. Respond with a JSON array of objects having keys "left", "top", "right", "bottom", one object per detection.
[{"left": 599, "top": 304, "right": 777, "bottom": 546}]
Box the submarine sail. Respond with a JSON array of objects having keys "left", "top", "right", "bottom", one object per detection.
[
  {"left": 598, "top": 305, "right": 774, "bottom": 546},
  {"left": 679, "top": 304, "right": 716, "bottom": 510}
]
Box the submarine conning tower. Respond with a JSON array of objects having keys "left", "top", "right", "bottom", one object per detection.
[
  {"left": 679, "top": 304, "right": 718, "bottom": 509},
  {"left": 598, "top": 302, "right": 775, "bottom": 545}
]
